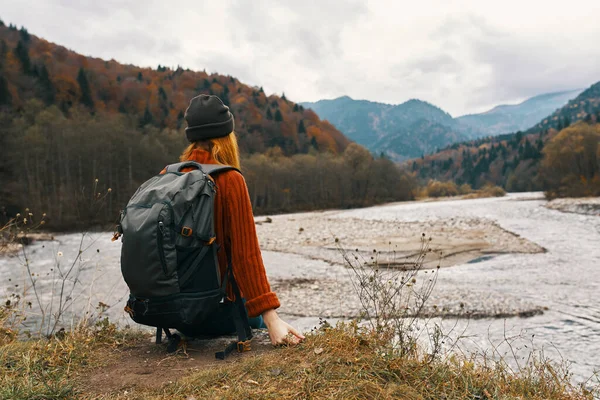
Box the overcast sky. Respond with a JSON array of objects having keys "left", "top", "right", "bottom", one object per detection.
[{"left": 3, "top": 0, "right": 600, "bottom": 116}]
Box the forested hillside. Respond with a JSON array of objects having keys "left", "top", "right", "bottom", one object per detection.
[
  {"left": 302, "top": 96, "right": 467, "bottom": 160},
  {"left": 411, "top": 82, "right": 600, "bottom": 192},
  {"left": 0, "top": 22, "right": 349, "bottom": 156},
  {"left": 0, "top": 21, "right": 417, "bottom": 228}
]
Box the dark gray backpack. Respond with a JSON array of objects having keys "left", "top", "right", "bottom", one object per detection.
[{"left": 117, "top": 161, "right": 252, "bottom": 358}]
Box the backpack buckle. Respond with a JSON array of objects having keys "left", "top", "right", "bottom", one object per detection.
[
  {"left": 181, "top": 227, "right": 193, "bottom": 237},
  {"left": 237, "top": 340, "right": 252, "bottom": 353}
]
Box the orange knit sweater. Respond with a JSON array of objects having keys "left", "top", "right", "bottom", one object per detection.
[{"left": 163, "top": 149, "right": 280, "bottom": 317}]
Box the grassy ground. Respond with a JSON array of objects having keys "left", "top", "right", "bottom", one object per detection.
[{"left": 0, "top": 319, "right": 596, "bottom": 400}]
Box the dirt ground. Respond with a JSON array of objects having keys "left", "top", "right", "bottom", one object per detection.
[{"left": 79, "top": 330, "right": 274, "bottom": 397}]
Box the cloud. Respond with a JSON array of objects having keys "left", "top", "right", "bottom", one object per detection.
[{"left": 1, "top": 0, "right": 599, "bottom": 116}]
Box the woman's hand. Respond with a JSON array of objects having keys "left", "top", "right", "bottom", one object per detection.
[{"left": 262, "top": 309, "right": 305, "bottom": 346}]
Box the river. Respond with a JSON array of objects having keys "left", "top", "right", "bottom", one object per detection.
[{"left": 1, "top": 192, "right": 598, "bottom": 382}]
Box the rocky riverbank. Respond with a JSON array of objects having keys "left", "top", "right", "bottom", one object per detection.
[
  {"left": 255, "top": 203, "right": 547, "bottom": 321},
  {"left": 546, "top": 197, "right": 600, "bottom": 216}
]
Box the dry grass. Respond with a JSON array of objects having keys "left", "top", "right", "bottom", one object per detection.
[
  {"left": 161, "top": 323, "right": 595, "bottom": 400},
  {"left": 0, "top": 317, "right": 139, "bottom": 400}
]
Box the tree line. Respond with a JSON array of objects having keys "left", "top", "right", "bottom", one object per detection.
[{"left": 0, "top": 101, "right": 416, "bottom": 230}]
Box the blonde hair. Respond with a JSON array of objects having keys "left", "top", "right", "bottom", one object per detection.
[{"left": 180, "top": 132, "right": 241, "bottom": 170}]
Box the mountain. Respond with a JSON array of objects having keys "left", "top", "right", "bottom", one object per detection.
[
  {"left": 0, "top": 22, "right": 349, "bottom": 156},
  {"left": 302, "top": 89, "right": 582, "bottom": 160},
  {"left": 410, "top": 81, "right": 600, "bottom": 191},
  {"left": 457, "top": 89, "right": 583, "bottom": 137},
  {"left": 302, "top": 96, "right": 467, "bottom": 160}
]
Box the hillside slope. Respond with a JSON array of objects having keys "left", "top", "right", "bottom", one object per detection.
[
  {"left": 0, "top": 22, "right": 349, "bottom": 155},
  {"left": 302, "top": 96, "right": 467, "bottom": 160},
  {"left": 457, "top": 89, "right": 583, "bottom": 137}
]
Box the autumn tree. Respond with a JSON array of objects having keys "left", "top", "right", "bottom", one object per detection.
[{"left": 541, "top": 123, "right": 600, "bottom": 198}]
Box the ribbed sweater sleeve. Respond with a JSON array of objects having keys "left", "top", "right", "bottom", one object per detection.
[{"left": 223, "top": 171, "right": 280, "bottom": 317}]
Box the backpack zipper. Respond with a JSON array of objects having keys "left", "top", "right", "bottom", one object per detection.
[{"left": 157, "top": 221, "right": 168, "bottom": 276}]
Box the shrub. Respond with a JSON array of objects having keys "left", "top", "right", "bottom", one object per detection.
[
  {"left": 458, "top": 183, "right": 473, "bottom": 195},
  {"left": 426, "top": 180, "right": 459, "bottom": 198}
]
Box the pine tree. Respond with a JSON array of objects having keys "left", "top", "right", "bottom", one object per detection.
[
  {"left": 274, "top": 109, "right": 283, "bottom": 122},
  {"left": 19, "top": 27, "right": 30, "bottom": 43},
  {"left": 38, "top": 64, "right": 55, "bottom": 105},
  {"left": 281, "top": 93, "right": 287, "bottom": 101},
  {"left": 158, "top": 86, "right": 167, "bottom": 101},
  {"left": 140, "top": 106, "right": 154, "bottom": 127},
  {"left": 310, "top": 136, "right": 318, "bottom": 150},
  {"left": 298, "top": 120, "right": 306, "bottom": 133},
  {"left": 77, "top": 67, "right": 94, "bottom": 109},
  {"left": 14, "top": 40, "right": 31, "bottom": 74},
  {"left": 0, "top": 40, "right": 7, "bottom": 70},
  {"left": 137, "top": 71, "right": 143, "bottom": 81},
  {"left": 222, "top": 85, "right": 230, "bottom": 106},
  {"left": 293, "top": 103, "right": 299, "bottom": 112},
  {"left": 266, "top": 108, "right": 273, "bottom": 120},
  {"left": 157, "top": 87, "right": 169, "bottom": 123},
  {"left": 514, "top": 131, "right": 523, "bottom": 144},
  {"left": 0, "top": 75, "right": 11, "bottom": 106},
  {"left": 177, "top": 110, "right": 185, "bottom": 129}
]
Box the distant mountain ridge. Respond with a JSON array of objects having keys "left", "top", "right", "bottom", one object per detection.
[
  {"left": 302, "top": 96, "right": 466, "bottom": 160},
  {"left": 302, "top": 89, "right": 583, "bottom": 160},
  {"left": 457, "top": 89, "right": 583, "bottom": 136}
]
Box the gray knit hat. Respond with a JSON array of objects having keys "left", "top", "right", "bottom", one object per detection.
[{"left": 184, "top": 95, "right": 234, "bottom": 142}]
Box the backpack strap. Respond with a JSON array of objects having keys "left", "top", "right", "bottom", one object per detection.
[
  {"left": 164, "top": 162, "right": 240, "bottom": 176},
  {"left": 215, "top": 248, "right": 253, "bottom": 360},
  {"left": 164, "top": 161, "right": 202, "bottom": 173},
  {"left": 199, "top": 164, "right": 240, "bottom": 176}
]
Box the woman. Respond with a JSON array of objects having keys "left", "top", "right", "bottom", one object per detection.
[{"left": 177, "top": 94, "right": 303, "bottom": 346}]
